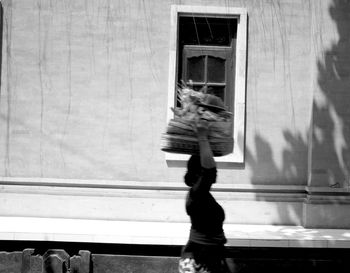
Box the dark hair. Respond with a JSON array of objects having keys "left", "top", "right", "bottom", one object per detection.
[
  {"left": 187, "top": 155, "right": 201, "bottom": 171},
  {"left": 184, "top": 155, "right": 201, "bottom": 187}
]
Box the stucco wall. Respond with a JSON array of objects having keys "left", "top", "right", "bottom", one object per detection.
[{"left": 0, "top": 0, "right": 347, "bottom": 187}]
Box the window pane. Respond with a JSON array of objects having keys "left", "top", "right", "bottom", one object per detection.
[
  {"left": 179, "top": 17, "right": 237, "bottom": 46},
  {"left": 187, "top": 56, "right": 205, "bottom": 82},
  {"left": 207, "top": 86, "right": 225, "bottom": 102},
  {"left": 207, "top": 56, "right": 225, "bottom": 83}
]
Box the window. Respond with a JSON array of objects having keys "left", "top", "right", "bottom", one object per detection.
[
  {"left": 166, "top": 5, "right": 247, "bottom": 165},
  {"left": 179, "top": 16, "right": 237, "bottom": 112}
]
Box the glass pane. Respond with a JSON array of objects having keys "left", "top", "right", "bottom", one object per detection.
[
  {"left": 179, "top": 17, "right": 237, "bottom": 46},
  {"left": 187, "top": 56, "right": 205, "bottom": 82},
  {"left": 207, "top": 56, "right": 225, "bottom": 83},
  {"left": 207, "top": 86, "right": 225, "bottom": 102}
]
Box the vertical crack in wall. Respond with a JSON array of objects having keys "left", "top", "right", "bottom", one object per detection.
[
  {"left": 102, "top": 0, "right": 114, "bottom": 151},
  {"left": 128, "top": 1, "right": 138, "bottom": 176},
  {"left": 141, "top": 0, "right": 159, "bottom": 84},
  {"left": 37, "top": 0, "right": 44, "bottom": 177},
  {"left": 271, "top": 0, "right": 296, "bottom": 133},
  {"left": 37, "top": 0, "right": 54, "bottom": 177},
  {"left": 3, "top": 0, "right": 13, "bottom": 176},
  {"left": 84, "top": 0, "right": 96, "bottom": 75},
  {"left": 60, "top": 0, "right": 73, "bottom": 172},
  {"left": 141, "top": 0, "right": 155, "bottom": 160}
]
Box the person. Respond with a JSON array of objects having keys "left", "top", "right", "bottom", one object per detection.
[{"left": 178, "top": 118, "right": 230, "bottom": 273}]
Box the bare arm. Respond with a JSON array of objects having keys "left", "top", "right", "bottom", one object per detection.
[
  {"left": 189, "top": 119, "right": 216, "bottom": 195},
  {"left": 195, "top": 119, "right": 216, "bottom": 169}
]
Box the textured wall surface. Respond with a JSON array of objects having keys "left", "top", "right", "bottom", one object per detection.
[
  {"left": 309, "top": 0, "right": 350, "bottom": 188},
  {"left": 1, "top": 0, "right": 338, "bottom": 185},
  {"left": 0, "top": 0, "right": 349, "bottom": 227}
]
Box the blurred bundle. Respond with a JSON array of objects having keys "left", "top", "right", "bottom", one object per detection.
[{"left": 161, "top": 84, "right": 234, "bottom": 156}]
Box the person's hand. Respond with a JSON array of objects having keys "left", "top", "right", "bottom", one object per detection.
[{"left": 192, "top": 118, "right": 210, "bottom": 139}]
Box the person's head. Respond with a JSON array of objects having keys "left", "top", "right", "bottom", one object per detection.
[{"left": 184, "top": 155, "right": 201, "bottom": 187}]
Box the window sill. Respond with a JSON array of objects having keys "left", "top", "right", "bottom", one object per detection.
[{"left": 165, "top": 147, "right": 244, "bottom": 168}]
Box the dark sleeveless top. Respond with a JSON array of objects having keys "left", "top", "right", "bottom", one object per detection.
[{"left": 185, "top": 167, "right": 226, "bottom": 246}]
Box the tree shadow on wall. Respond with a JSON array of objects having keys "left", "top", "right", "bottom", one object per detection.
[
  {"left": 244, "top": 0, "right": 350, "bottom": 225},
  {"left": 312, "top": 0, "right": 350, "bottom": 188}
]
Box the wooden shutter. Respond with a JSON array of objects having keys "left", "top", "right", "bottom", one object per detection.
[{"left": 182, "top": 44, "right": 235, "bottom": 112}]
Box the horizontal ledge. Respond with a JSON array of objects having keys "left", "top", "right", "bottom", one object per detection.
[
  {"left": 306, "top": 196, "right": 350, "bottom": 204},
  {"left": 2, "top": 177, "right": 350, "bottom": 197},
  {"left": 1, "top": 217, "right": 350, "bottom": 248},
  {"left": 307, "top": 186, "right": 350, "bottom": 194},
  {"left": 0, "top": 177, "right": 307, "bottom": 193}
]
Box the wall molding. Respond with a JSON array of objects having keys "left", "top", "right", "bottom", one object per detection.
[
  {"left": 1, "top": 177, "right": 350, "bottom": 227},
  {"left": 1, "top": 176, "right": 349, "bottom": 197}
]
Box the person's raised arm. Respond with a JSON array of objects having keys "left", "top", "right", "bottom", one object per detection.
[
  {"left": 195, "top": 119, "right": 216, "bottom": 169},
  {"left": 189, "top": 119, "right": 216, "bottom": 195}
]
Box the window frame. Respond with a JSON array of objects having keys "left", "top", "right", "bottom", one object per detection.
[
  {"left": 166, "top": 5, "right": 247, "bottom": 165},
  {"left": 182, "top": 44, "right": 234, "bottom": 110}
]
